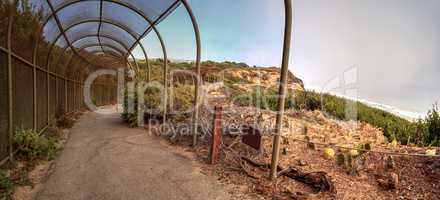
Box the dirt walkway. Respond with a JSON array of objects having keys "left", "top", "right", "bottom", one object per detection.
[{"left": 36, "top": 106, "right": 229, "bottom": 200}]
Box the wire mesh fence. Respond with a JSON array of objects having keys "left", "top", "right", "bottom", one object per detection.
[
  {"left": 0, "top": 0, "right": 118, "bottom": 164},
  {"left": 0, "top": 51, "right": 8, "bottom": 160}
]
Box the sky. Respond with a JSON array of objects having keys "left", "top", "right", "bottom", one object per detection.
[{"left": 133, "top": 0, "right": 440, "bottom": 116}]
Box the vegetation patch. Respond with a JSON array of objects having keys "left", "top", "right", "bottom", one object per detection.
[
  {"left": 13, "top": 128, "right": 59, "bottom": 161},
  {"left": 0, "top": 171, "right": 14, "bottom": 199},
  {"left": 233, "top": 88, "right": 439, "bottom": 147}
]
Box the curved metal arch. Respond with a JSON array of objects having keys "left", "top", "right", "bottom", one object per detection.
[
  {"left": 73, "top": 36, "right": 127, "bottom": 60},
  {"left": 74, "top": 39, "right": 140, "bottom": 72},
  {"left": 66, "top": 20, "right": 140, "bottom": 43},
  {"left": 179, "top": 0, "right": 203, "bottom": 146},
  {"left": 44, "top": 0, "right": 162, "bottom": 81},
  {"left": 78, "top": 44, "right": 126, "bottom": 58},
  {"left": 71, "top": 35, "right": 130, "bottom": 56},
  {"left": 73, "top": 44, "right": 128, "bottom": 71},
  {"left": 88, "top": 51, "right": 122, "bottom": 61},
  {"left": 86, "top": 51, "right": 126, "bottom": 66},
  {"left": 46, "top": 0, "right": 102, "bottom": 72},
  {"left": 46, "top": 19, "right": 144, "bottom": 75},
  {"left": 37, "top": 0, "right": 168, "bottom": 84},
  {"left": 38, "top": 0, "right": 157, "bottom": 73},
  {"left": 75, "top": 44, "right": 138, "bottom": 72},
  {"left": 90, "top": 50, "right": 127, "bottom": 68},
  {"left": 51, "top": 32, "right": 140, "bottom": 76},
  {"left": 40, "top": 0, "right": 186, "bottom": 125},
  {"left": 71, "top": 34, "right": 141, "bottom": 73},
  {"left": 47, "top": 19, "right": 140, "bottom": 53}
]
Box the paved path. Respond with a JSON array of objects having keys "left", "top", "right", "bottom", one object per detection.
[{"left": 37, "top": 107, "right": 229, "bottom": 200}]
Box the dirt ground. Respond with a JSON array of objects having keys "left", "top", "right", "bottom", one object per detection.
[{"left": 159, "top": 106, "right": 440, "bottom": 200}]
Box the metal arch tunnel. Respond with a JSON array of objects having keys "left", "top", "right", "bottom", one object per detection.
[
  {"left": 0, "top": 0, "right": 293, "bottom": 180},
  {"left": 0, "top": 0, "right": 202, "bottom": 164}
]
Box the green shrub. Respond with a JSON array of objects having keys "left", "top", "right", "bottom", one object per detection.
[
  {"left": 233, "top": 88, "right": 439, "bottom": 146},
  {"left": 291, "top": 90, "right": 436, "bottom": 146},
  {"left": 122, "top": 84, "right": 196, "bottom": 124},
  {"left": 169, "top": 84, "right": 195, "bottom": 114},
  {"left": 233, "top": 88, "right": 295, "bottom": 111},
  {"left": 0, "top": 171, "right": 15, "bottom": 199},
  {"left": 13, "top": 128, "right": 58, "bottom": 160},
  {"left": 425, "top": 104, "right": 440, "bottom": 146},
  {"left": 0, "top": 171, "right": 14, "bottom": 199}
]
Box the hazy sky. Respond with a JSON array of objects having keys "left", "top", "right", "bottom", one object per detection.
[{"left": 133, "top": 0, "right": 440, "bottom": 114}]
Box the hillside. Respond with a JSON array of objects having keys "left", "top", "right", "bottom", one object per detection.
[
  {"left": 136, "top": 59, "right": 438, "bottom": 146},
  {"left": 130, "top": 59, "right": 439, "bottom": 199}
]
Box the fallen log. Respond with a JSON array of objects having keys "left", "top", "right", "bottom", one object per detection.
[
  {"left": 240, "top": 156, "right": 336, "bottom": 193},
  {"left": 278, "top": 166, "right": 336, "bottom": 193}
]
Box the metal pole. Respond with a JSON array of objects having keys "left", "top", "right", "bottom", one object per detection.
[
  {"left": 65, "top": 78, "right": 67, "bottom": 113},
  {"left": 180, "top": 0, "right": 202, "bottom": 147},
  {"left": 270, "top": 0, "right": 293, "bottom": 180},
  {"left": 47, "top": 70, "right": 50, "bottom": 125},
  {"left": 73, "top": 80, "right": 76, "bottom": 111},
  {"left": 160, "top": 35, "right": 168, "bottom": 125},
  {"left": 55, "top": 76, "right": 58, "bottom": 115},
  {"left": 7, "top": 0, "right": 14, "bottom": 161},
  {"left": 33, "top": 33, "right": 37, "bottom": 130}
]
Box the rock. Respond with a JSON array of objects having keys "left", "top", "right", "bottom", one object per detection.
[
  {"left": 426, "top": 149, "right": 436, "bottom": 156},
  {"left": 389, "top": 172, "right": 399, "bottom": 189},
  {"left": 386, "top": 155, "right": 395, "bottom": 169},
  {"left": 378, "top": 172, "right": 399, "bottom": 190},
  {"left": 307, "top": 142, "right": 316, "bottom": 150},
  {"left": 297, "top": 159, "right": 308, "bottom": 166},
  {"left": 349, "top": 149, "right": 359, "bottom": 157}
]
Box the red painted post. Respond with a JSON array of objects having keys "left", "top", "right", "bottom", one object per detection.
[{"left": 209, "top": 106, "right": 222, "bottom": 164}]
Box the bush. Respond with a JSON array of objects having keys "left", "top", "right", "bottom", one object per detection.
[
  {"left": 233, "top": 88, "right": 439, "bottom": 147},
  {"left": 169, "top": 84, "right": 195, "bottom": 114},
  {"left": 0, "top": 171, "right": 14, "bottom": 199},
  {"left": 122, "top": 84, "right": 196, "bottom": 124},
  {"left": 425, "top": 104, "right": 440, "bottom": 146},
  {"left": 233, "top": 88, "right": 294, "bottom": 111},
  {"left": 297, "top": 92, "right": 440, "bottom": 147},
  {"left": 13, "top": 129, "right": 58, "bottom": 160}
]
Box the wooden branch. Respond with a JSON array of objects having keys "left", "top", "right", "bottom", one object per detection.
[
  {"left": 240, "top": 156, "right": 336, "bottom": 194},
  {"left": 278, "top": 167, "right": 336, "bottom": 193}
]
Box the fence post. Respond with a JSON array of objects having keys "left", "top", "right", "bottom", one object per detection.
[
  {"left": 209, "top": 106, "right": 222, "bottom": 164},
  {"left": 32, "top": 49, "right": 37, "bottom": 130},
  {"left": 55, "top": 76, "right": 58, "bottom": 115},
  {"left": 47, "top": 69, "right": 50, "bottom": 126},
  {"left": 7, "top": 0, "right": 14, "bottom": 161},
  {"left": 270, "top": 0, "right": 293, "bottom": 180},
  {"left": 73, "top": 81, "right": 76, "bottom": 111},
  {"left": 65, "top": 78, "right": 67, "bottom": 113}
]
